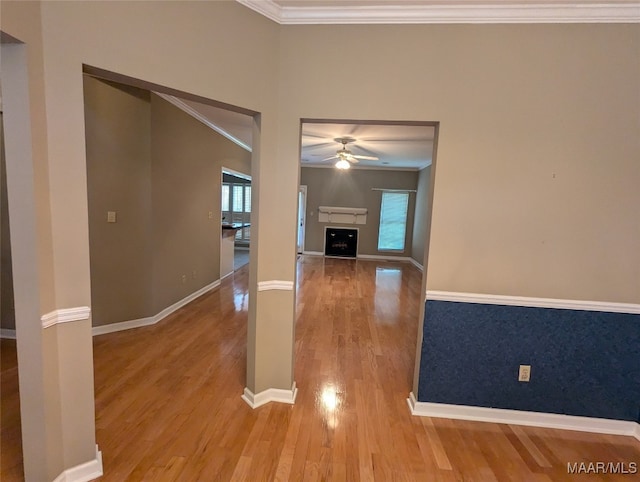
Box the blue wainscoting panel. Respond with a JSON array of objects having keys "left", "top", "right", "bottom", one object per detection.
[{"left": 418, "top": 300, "right": 640, "bottom": 421}]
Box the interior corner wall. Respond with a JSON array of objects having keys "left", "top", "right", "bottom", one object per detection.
[
  {"left": 410, "top": 166, "right": 431, "bottom": 267},
  {"left": 84, "top": 76, "right": 153, "bottom": 327},
  {"left": 150, "top": 94, "right": 251, "bottom": 315},
  {"left": 1, "top": 112, "right": 16, "bottom": 330},
  {"left": 300, "top": 167, "right": 418, "bottom": 256}
]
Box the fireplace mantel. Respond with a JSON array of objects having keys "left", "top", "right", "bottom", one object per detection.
[{"left": 318, "top": 206, "right": 367, "bottom": 225}]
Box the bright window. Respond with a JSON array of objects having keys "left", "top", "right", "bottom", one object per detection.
[
  {"left": 221, "top": 184, "right": 230, "bottom": 212},
  {"left": 232, "top": 185, "right": 244, "bottom": 212},
  {"left": 377, "top": 192, "right": 409, "bottom": 251},
  {"left": 244, "top": 186, "right": 251, "bottom": 213}
]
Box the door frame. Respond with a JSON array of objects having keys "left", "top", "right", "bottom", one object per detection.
[{"left": 297, "top": 185, "right": 307, "bottom": 254}]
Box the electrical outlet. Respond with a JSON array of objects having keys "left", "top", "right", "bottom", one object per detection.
[
  {"left": 518, "top": 365, "right": 531, "bottom": 382},
  {"left": 208, "top": 211, "right": 214, "bottom": 219},
  {"left": 181, "top": 274, "right": 187, "bottom": 284},
  {"left": 107, "top": 211, "right": 117, "bottom": 223}
]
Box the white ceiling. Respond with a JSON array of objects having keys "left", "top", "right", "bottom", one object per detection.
[
  {"left": 238, "top": 0, "right": 640, "bottom": 24},
  {"left": 301, "top": 122, "right": 435, "bottom": 170}
]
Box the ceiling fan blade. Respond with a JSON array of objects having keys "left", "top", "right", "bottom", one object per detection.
[
  {"left": 348, "top": 157, "right": 360, "bottom": 164},
  {"left": 361, "top": 137, "right": 430, "bottom": 143},
  {"left": 320, "top": 155, "right": 338, "bottom": 162},
  {"left": 351, "top": 145, "right": 379, "bottom": 157},
  {"left": 352, "top": 155, "right": 378, "bottom": 161},
  {"left": 302, "top": 132, "right": 331, "bottom": 140},
  {"left": 303, "top": 141, "right": 335, "bottom": 149}
]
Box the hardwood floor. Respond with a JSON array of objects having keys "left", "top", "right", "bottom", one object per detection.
[
  {"left": 1, "top": 256, "right": 639, "bottom": 480},
  {"left": 0, "top": 337, "right": 23, "bottom": 481}
]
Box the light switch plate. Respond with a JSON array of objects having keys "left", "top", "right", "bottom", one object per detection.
[{"left": 107, "top": 211, "right": 117, "bottom": 223}]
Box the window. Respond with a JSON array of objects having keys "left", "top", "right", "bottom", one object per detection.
[
  {"left": 222, "top": 179, "right": 251, "bottom": 243},
  {"left": 244, "top": 186, "right": 251, "bottom": 213},
  {"left": 221, "top": 185, "right": 230, "bottom": 212},
  {"left": 232, "top": 185, "right": 244, "bottom": 212},
  {"left": 377, "top": 191, "right": 409, "bottom": 251}
]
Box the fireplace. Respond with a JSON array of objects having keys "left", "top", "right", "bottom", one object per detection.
[{"left": 325, "top": 227, "right": 358, "bottom": 258}]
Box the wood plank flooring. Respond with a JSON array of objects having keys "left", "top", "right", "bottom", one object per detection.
[{"left": 1, "top": 256, "right": 639, "bottom": 480}]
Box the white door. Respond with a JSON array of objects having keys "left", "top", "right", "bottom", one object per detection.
[{"left": 297, "top": 185, "right": 307, "bottom": 254}]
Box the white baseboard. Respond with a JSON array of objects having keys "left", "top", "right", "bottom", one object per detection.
[
  {"left": 407, "top": 392, "right": 640, "bottom": 439},
  {"left": 92, "top": 279, "right": 220, "bottom": 336},
  {"left": 91, "top": 316, "right": 156, "bottom": 336},
  {"left": 425, "top": 291, "right": 640, "bottom": 314},
  {"left": 357, "top": 254, "right": 411, "bottom": 262},
  {"left": 307, "top": 252, "right": 423, "bottom": 268},
  {"left": 407, "top": 257, "right": 424, "bottom": 271},
  {"left": 241, "top": 382, "right": 298, "bottom": 409},
  {"left": 52, "top": 445, "right": 102, "bottom": 482},
  {"left": 0, "top": 328, "right": 16, "bottom": 339}
]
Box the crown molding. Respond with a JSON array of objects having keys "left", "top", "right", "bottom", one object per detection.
[{"left": 237, "top": 1, "right": 640, "bottom": 24}]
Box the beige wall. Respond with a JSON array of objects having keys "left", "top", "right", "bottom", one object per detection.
[
  {"left": 150, "top": 94, "right": 251, "bottom": 313},
  {"left": 84, "top": 77, "right": 153, "bottom": 327},
  {"left": 300, "top": 167, "right": 418, "bottom": 256},
  {"left": 279, "top": 23, "right": 640, "bottom": 304},
  {"left": 1, "top": 112, "right": 16, "bottom": 330},
  {"left": 411, "top": 166, "right": 431, "bottom": 266}
]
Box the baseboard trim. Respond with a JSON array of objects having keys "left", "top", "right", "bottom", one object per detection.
[
  {"left": 407, "top": 393, "right": 640, "bottom": 438},
  {"left": 407, "top": 257, "right": 424, "bottom": 271},
  {"left": 52, "top": 445, "right": 102, "bottom": 482},
  {"left": 426, "top": 290, "right": 640, "bottom": 315},
  {"left": 302, "top": 251, "right": 323, "bottom": 256},
  {"left": 0, "top": 328, "right": 16, "bottom": 339},
  {"left": 241, "top": 382, "right": 298, "bottom": 409},
  {"left": 92, "top": 279, "right": 220, "bottom": 336},
  {"left": 357, "top": 254, "right": 411, "bottom": 262}
]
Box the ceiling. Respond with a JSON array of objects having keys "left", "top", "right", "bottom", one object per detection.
[
  {"left": 301, "top": 122, "right": 435, "bottom": 170},
  {"left": 237, "top": 0, "right": 640, "bottom": 24},
  {"left": 163, "top": 96, "right": 435, "bottom": 171}
]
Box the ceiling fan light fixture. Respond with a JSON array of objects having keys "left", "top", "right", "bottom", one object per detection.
[{"left": 335, "top": 159, "right": 351, "bottom": 170}]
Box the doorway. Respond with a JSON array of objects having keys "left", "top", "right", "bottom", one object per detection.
[
  {"left": 221, "top": 168, "right": 252, "bottom": 274},
  {"left": 297, "top": 118, "right": 438, "bottom": 395}
]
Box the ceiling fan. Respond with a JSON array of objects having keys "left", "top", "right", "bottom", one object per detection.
[{"left": 321, "top": 137, "right": 378, "bottom": 169}]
